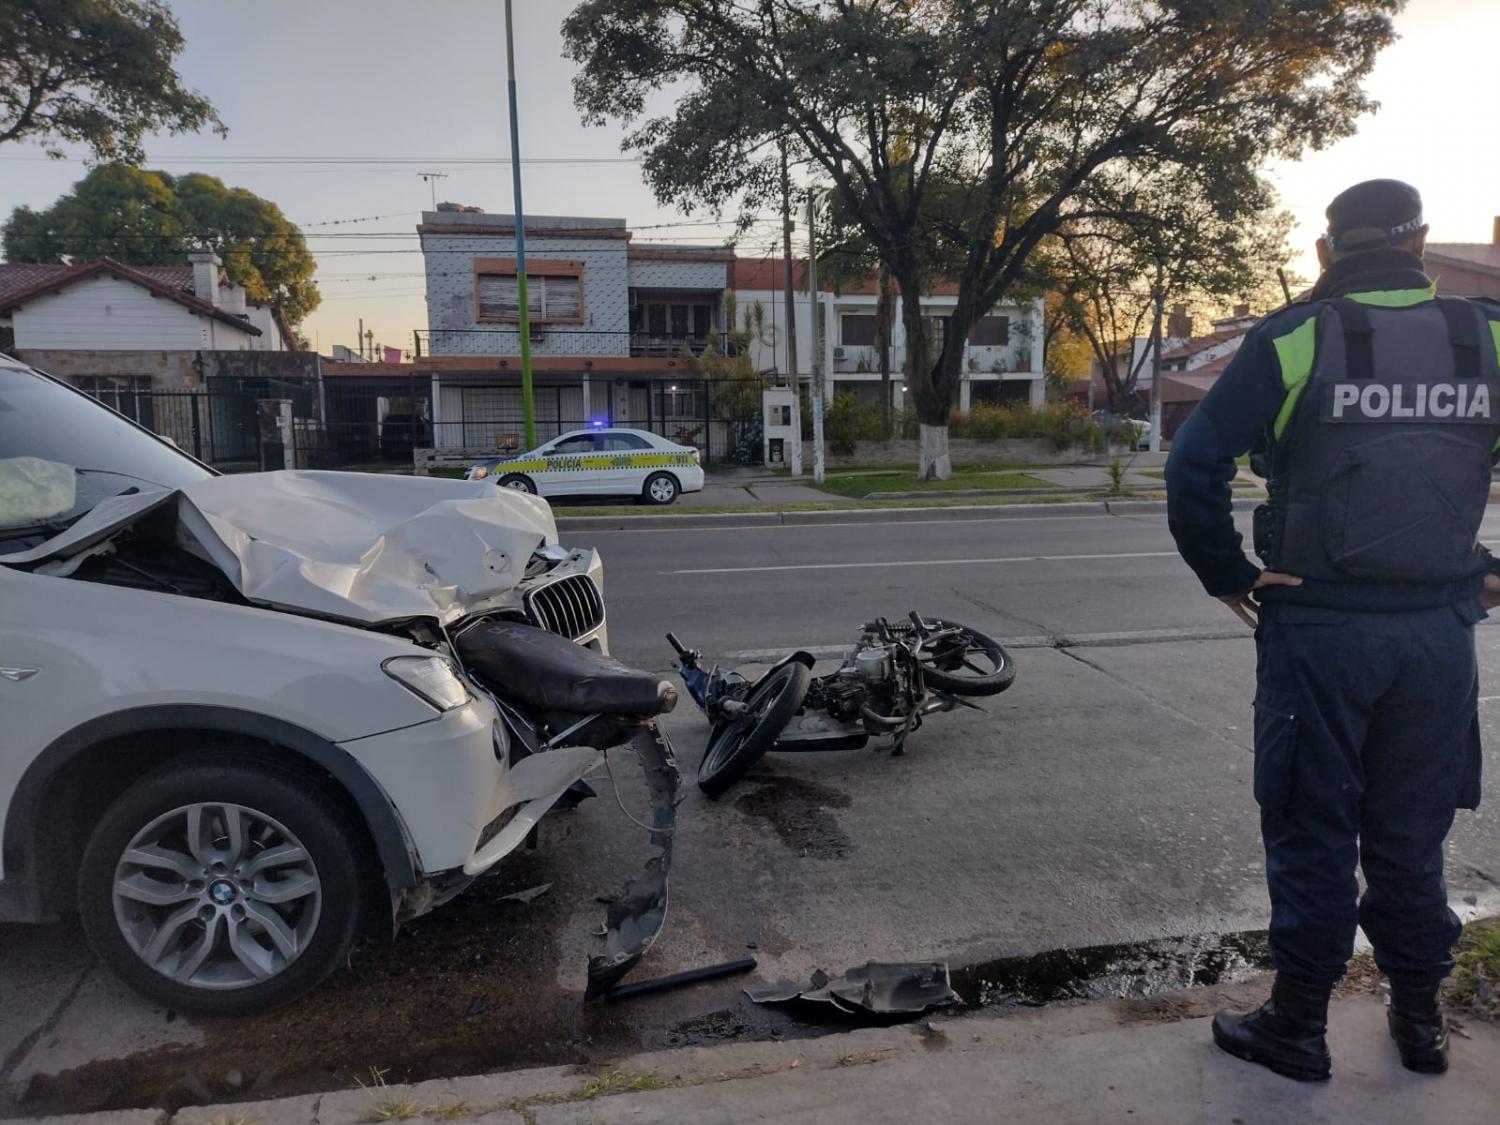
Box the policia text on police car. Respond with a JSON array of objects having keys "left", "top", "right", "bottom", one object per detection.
[{"left": 1166, "top": 180, "right": 1500, "bottom": 1083}]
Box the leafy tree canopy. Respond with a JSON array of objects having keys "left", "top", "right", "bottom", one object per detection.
[
  {"left": 1051, "top": 167, "right": 1295, "bottom": 411},
  {"left": 0, "top": 0, "right": 223, "bottom": 162},
  {"left": 3, "top": 165, "right": 320, "bottom": 325},
  {"left": 564, "top": 0, "right": 1399, "bottom": 477}
]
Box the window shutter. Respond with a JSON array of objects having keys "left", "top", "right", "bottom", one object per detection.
[
  {"left": 544, "top": 275, "right": 580, "bottom": 320},
  {"left": 477, "top": 274, "right": 520, "bottom": 319}
]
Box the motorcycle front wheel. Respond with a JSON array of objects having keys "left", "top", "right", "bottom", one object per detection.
[
  {"left": 912, "top": 620, "right": 1016, "bottom": 697},
  {"left": 698, "top": 661, "right": 811, "bottom": 798}
]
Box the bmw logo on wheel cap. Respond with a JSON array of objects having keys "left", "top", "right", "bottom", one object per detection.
[{"left": 209, "top": 880, "right": 237, "bottom": 905}]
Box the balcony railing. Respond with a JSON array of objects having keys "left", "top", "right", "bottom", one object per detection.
[{"left": 629, "top": 333, "right": 729, "bottom": 358}]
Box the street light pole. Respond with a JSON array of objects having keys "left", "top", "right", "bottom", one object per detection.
[
  {"left": 779, "top": 140, "right": 803, "bottom": 476},
  {"left": 1148, "top": 291, "right": 1164, "bottom": 454},
  {"left": 504, "top": 0, "right": 536, "bottom": 449},
  {"left": 806, "top": 190, "right": 826, "bottom": 484}
]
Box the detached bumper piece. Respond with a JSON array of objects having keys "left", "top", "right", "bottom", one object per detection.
[
  {"left": 584, "top": 724, "right": 680, "bottom": 1000},
  {"left": 746, "top": 961, "right": 961, "bottom": 1019}
]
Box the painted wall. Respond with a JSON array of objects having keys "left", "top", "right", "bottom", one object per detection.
[
  {"left": 734, "top": 285, "right": 1046, "bottom": 407},
  {"left": 11, "top": 275, "right": 259, "bottom": 352}
]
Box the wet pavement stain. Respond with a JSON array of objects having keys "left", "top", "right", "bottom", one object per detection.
[
  {"left": 733, "top": 775, "right": 854, "bottom": 859},
  {"left": 951, "top": 930, "right": 1272, "bottom": 1009}
]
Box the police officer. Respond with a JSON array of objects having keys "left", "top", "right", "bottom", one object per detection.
[{"left": 1165, "top": 179, "right": 1498, "bottom": 1081}]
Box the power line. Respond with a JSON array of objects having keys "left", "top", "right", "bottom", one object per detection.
[
  {"left": 0, "top": 154, "right": 644, "bottom": 166},
  {"left": 300, "top": 211, "right": 422, "bottom": 227}
]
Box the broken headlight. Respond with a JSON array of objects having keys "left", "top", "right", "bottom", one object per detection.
[{"left": 382, "top": 655, "right": 471, "bottom": 711}]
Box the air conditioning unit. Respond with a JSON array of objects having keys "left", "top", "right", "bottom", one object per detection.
[{"left": 832, "top": 346, "right": 846, "bottom": 360}]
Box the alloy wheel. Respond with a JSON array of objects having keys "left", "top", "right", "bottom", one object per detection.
[{"left": 111, "top": 802, "right": 323, "bottom": 990}]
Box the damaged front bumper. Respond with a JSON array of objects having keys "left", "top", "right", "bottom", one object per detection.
[
  {"left": 371, "top": 710, "right": 680, "bottom": 1001},
  {"left": 585, "top": 722, "right": 680, "bottom": 1000}
]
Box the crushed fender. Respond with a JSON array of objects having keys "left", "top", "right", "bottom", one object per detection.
[
  {"left": 584, "top": 724, "right": 680, "bottom": 1000},
  {"left": 746, "top": 961, "right": 961, "bottom": 1018}
]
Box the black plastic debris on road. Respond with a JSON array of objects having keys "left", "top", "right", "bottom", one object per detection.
[
  {"left": 746, "top": 961, "right": 961, "bottom": 1018},
  {"left": 584, "top": 724, "right": 681, "bottom": 1001}
]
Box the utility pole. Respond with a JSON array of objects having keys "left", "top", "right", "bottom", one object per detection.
[
  {"left": 1148, "top": 291, "right": 1164, "bottom": 454},
  {"left": 417, "top": 171, "right": 449, "bottom": 210},
  {"left": 358, "top": 317, "right": 364, "bottom": 360},
  {"left": 806, "top": 190, "right": 826, "bottom": 484},
  {"left": 504, "top": 0, "right": 537, "bottom": 449},
  {"left": 778, "top": 140, "right": 803, "bottom": 476}
]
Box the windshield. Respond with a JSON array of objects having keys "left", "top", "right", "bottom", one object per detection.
[{"left": 0, "top": 363, "right": 212, "bottom": 533}]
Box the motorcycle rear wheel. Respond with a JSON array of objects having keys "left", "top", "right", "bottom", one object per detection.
[
  {"left": 698, "top": 662, "right": 811, "bottom": 798},
  {"left": 912, "top": 620, "right": 1016, "bottom": 697}
]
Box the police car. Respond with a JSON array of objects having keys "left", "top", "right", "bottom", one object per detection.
[{"left": 467, "top": 427, "right": 705, "bottom": 504}]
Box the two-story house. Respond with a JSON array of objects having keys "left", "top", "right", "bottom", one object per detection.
[
  {"left": 731, "top": 259, "right": 1047, "bottom": 412},
  {"left": 406, "top": 209, "right": 736, "bottom": 454}
]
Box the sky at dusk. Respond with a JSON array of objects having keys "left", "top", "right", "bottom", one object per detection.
[{"left": 1, "top": 0, "right": 1497, "bottom": 354}]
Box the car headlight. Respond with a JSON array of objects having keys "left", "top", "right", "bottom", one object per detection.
[
  {"left": 382, "top": 656, "right": 471, "bottom": 711},
  {"left": 470, "top": 464, "right": 489, "bottom": 481}
]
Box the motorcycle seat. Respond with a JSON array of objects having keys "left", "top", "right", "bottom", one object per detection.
[{"left": 456, "top": 620, "right": 678, "bottom": 718}]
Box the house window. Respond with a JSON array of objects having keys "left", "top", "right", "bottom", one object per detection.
[
  {"left": 840, "top": 313, "right": 877, "bottom": 346},
  {"left": 970, "top": 315, "right": 1010, "bottom": 346},
  {"left": 476, "top": 272, "right": 582, "bottom": 323},
  {"left": 632, "top": 300, "right": 716, "bottom": 342}
]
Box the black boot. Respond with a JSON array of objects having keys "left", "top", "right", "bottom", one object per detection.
[
  {"left": 1212, "top": 974, "right": 1333, "bottom": 1082},
  {"left": 1387, "top": 978, "right": 1448, "bottom": 1075}
]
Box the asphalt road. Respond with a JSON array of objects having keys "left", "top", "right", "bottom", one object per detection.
[
  {"left": 590, "top": 507, "right": 1280, "bottom": 670},
  {"left": 6, "top": 504, "right": 1500, "bottom": 1117}
]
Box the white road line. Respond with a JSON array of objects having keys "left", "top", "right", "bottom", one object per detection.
[
  {"left": 575, "top": 513, "right": 1118, "bottom": 535},
  {"left": 664, "top": 550, "right": 1180, "bottom": 576}
]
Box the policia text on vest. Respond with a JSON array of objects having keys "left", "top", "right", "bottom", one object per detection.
[
  {"left": 1254, "top": 296, "right": 1500, "bottom": 585},
  {"left": 1326, "top": 379, "right": 1491, "bottom": 422}
]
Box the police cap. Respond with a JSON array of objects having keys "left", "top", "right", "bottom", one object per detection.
[{"left": 1325, "top": 179, "right": 1424, "bottom": 253}]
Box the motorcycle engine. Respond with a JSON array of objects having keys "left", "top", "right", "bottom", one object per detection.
[
  {"left": 822, "top": 675, "right": 868, "bottom": 722},
  {"left": 818, "top": 637, "right": 897, "bottom": 722}
]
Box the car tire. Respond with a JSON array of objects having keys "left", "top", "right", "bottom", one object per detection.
[
  {"left": 497, "top": 474, "right": 537, "bottom": 494},
  {"left": 642, "top": 472, "right": 680, "bottom": 506},
  {"left": 79, "top": 756, "right": 365, "bottom": 1016}
]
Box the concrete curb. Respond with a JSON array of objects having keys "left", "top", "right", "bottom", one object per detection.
[
  {"left": 555, "top": 497, "right": 1261, "bottom": 532},
  {"left": 18, "top": 988, "right": 1500, "bottom": 1125}
]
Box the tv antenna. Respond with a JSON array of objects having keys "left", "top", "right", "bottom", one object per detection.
[{"left": 417, "top": 171, "right": 450, "bottom": 209}]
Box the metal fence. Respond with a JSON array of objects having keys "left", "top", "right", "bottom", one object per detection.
[
  {"left": 83, "top": 383, "right": 267, "bottom": 468},
  {"left": 76, "top": 372, "right": 774, "bottom": 473},
  {"left": 427, "top": 377, "right": 771, "bottom": 465}
]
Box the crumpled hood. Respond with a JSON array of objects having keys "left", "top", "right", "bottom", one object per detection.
[{"left": 1, "top": 470, "right": 559, "bottom": 625}]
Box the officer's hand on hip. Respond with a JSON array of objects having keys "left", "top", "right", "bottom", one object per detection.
[
  {"left": 1218, "top": 571, "right": 1303, "bottom": 629},
  {"left": 1482, "top": 574, "right": 1500, "bottom": 611}
]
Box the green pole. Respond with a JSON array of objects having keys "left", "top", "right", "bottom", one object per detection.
[{"left": 504, "top": 0, "right": 536, "bottom": 449}]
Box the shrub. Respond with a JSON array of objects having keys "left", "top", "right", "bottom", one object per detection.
[
  {"left": 824, "top": 390, "right": 884, "bottom": 454},
  {"left": 945, "top": 402, "right": 1102, "bottom": 451}
]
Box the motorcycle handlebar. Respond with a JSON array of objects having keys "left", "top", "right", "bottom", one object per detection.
[{"left": 666, "top": 632, "right": 689, "bottom": 657}]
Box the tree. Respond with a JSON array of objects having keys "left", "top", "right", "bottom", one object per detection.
[
  {"left": 3, "top": 166, "right": 320, "bottom": 325},
  {"left": 1056, "top": 170, "right": 1294, "bottom": 414},
  {"left": 1041, "top": 291, "right": 1093, "bottom": 400},
  {"left": 564, "top": 0, "right": 1397, "bottom": 478},
  {"left": 0, "top": 0, "right": 223, "bottom": 162}
]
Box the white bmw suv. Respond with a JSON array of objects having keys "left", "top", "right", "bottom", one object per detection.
[{"left": 0, "top": 357, "right": 671, "bottom": 1015}]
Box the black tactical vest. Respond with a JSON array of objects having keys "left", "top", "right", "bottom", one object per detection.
[{"left": 1258, "top": 297, "right": 1500, "bottom": 582}]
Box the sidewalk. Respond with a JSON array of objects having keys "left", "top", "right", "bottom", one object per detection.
[{"left": 41, "top": 991, "right": 1498, "bottom": 1125}]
